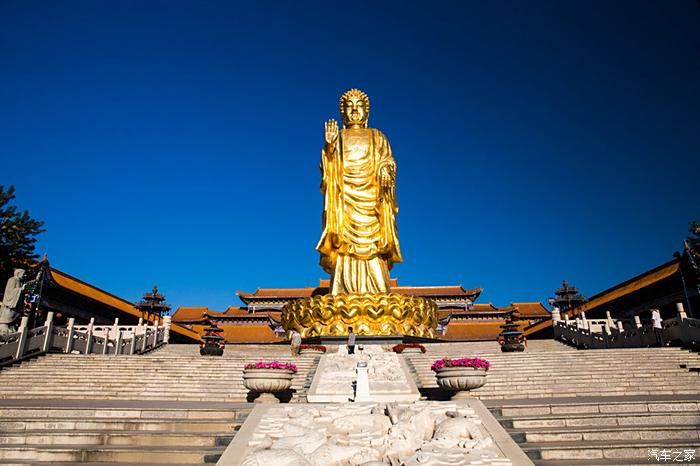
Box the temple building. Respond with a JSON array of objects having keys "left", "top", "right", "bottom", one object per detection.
[
  {"left": 564, "top": 250, "right": 699, "bottom": 321},
  {"left": 171, "top": 279, "right": 552, "bottom": 343},
  {"left": 25, "top": 260, "right": 200, "bottom": 343}
]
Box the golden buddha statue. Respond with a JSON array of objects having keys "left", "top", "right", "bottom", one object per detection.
[
  {"left": 316, "top": 88, "right": 402, "bottom": 295},
  {"left": 281, "top": 89, "right": 437, "bottom": 338}
]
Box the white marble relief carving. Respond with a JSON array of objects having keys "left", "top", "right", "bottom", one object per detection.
[{"left": 239, "top": 402, "right": 512, "bottom": 466}]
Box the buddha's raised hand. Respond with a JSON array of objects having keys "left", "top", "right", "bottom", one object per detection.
[{"left": 324, "top": 118, "right": 339, "bottom": 147}]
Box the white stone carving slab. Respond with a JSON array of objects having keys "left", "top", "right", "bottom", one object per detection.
[
  {"left": 217, "top": 400, "right": 535, "bottom": 466},
  {"left": 307, "top": 345, "right": 420, "bottom": 402}
]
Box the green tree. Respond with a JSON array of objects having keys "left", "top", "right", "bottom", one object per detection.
[
  {"left": 0, "top": 186, "right": 45, "bottom": 285},
  {"left": 688, "top": 221, "right": 700, "bottom": 253}
]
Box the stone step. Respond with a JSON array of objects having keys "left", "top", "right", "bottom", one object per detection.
[
  {"left": 474, "top": 381, "right": 700, "bottom": 390},
  {"left": 0, "top": 431, "right": 234, "bottom": 447},
  {"left": 498, "top": 412, "right": 700, "bottom": 429},
  {"left": 415, "top": 381, "right": 700, "bottom": 392},
  {"left": 0, "top": 396, "right": 252, "bottom": 402},
  {"left": 409, "top": 373, "right": 700, "bottom": 382},
  {"left": 493, "top": 400, "right": 700, "bottom": 417},
  {"left": 520, "top": 439, "right": 700, "bottom": 462},
  {"left": 0, "top": 419, "right": 238, "bottom": 432},
  {"left": 0, "top": 463, "right": 198, "bottom": 466},
  {"left": 0, "top": 407, "right": 249, "bottom": 420},
  {"left": 408, "top": 360, "right": 700, "bottom": 368},
  {"left": 0, "top": 375, "right": 314, "bottom": 382},
  {"left": 510, "top": 425, "right": 700, "bottom": 443},
  {"left": 486, "top": 396, "right": 700, "bottom": 464},
  {"left": 0, "top": 381, "right": 310, "bottom": 388},
  {"left": 0, "top": 444, "right": 223, "bottom": 463},
  {"left": 532, "top": 459, "right": 700, "bottom": 466}
]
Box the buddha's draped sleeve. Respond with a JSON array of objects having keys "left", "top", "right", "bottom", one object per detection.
[
  {"left": 316, "top": 139, "right": 342, "bottom": 273},
  {"left": 373, "top": 129, "right": 403, "bottom": 268}
]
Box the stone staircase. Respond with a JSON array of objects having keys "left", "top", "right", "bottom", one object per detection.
[
  {"left": 404, "top": 344, "right": 700, "bottom": 400},
  {"left": 489, "top": 396, "right": 700, "bottom": 465},
  {"left": 404, "top": 341, "right": 700, "bottom": 464},
  {"left": 0, "top": 344, "right": 319, "bottom": 464},
  {"left": 0, "top": 344, "right": 320, "bottom": 402},
  {"left": 0, "top": 400, "right": 251, "bottom": 464},
  {"left": 4, "top": 340, "right": 700, "bottom": 464}
]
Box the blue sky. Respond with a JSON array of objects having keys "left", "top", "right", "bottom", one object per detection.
[{"left": 1, "top": 1, "right": 698, "bottom": 312}]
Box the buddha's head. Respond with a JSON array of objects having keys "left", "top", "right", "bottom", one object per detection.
[{"left": 340, "top": 88, "right": 370, "bottom": 128}]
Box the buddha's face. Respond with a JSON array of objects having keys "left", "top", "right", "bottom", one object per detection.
[{"left": 341, "top": 95, "right": 369, "bottom": 128}]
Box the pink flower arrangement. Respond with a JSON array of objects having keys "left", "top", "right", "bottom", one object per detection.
[
  {"left": 431, "top": 357, "right": 491, "bottom": 372},
  {"left": 244, "top": 361, "right": 298, "bottom": 373},
  {"left": 392, "top": 343, "right": 426, "bottom": 353}
]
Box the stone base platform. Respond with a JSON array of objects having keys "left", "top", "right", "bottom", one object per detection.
[{"left": 218, "top": 400, "right": 534, "bottom": 466}]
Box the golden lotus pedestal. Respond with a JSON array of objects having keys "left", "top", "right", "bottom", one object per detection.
[{"left": 280, "top": 293, "right": 438, "bottom": 338}]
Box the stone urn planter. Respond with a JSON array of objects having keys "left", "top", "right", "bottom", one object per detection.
[
  {"left": 243, "top": 362, "right": 296, "bottom": 403},
  {"left": 431, "top": 358, "right": 490, "bottom": 400}
]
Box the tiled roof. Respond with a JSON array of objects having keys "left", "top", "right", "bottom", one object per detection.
[
  {"left": 186, "top": 323, "right": 283, "bottom": 343},
  {"left": 512, "top": 302, "right": 551, "bottom": 318},
  {"left": 172, "top": 306, "right": 279, "bottom": 322},
  {"left": 441, "top": 321, "right": 506, "bottom": 341},
  {"left": 471, "top": 303, "right": 499, "bottom": 312},
  {"left": 238, "top": 283, "right": 482, "bottom": 301},
  {"left": 171, "top": 307, "right": 209, "bottom": 322},
  {"left": 222, "top": 307, "right": 249, "bottom": 316},
  {"left": 393, "top": 286, "right": 481, "bottom": 298},
  {"left": 49, "top": 268, "right": 200, "bottom": 342},
  {"left": 237, "top": 287, "right": 319, "bottom": 300},
  {"left": 569, "top": 259, "right": 681, "bottom": 317}
]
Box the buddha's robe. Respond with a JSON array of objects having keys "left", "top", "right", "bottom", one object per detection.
[{"left": 316, "top": 127, "right": 402, "bottom": 294}]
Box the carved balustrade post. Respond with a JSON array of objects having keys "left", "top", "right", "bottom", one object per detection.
[
  {"left": 551, "top": 307, "right": 561, "bottom": 323},
  {"left": 85, "top": 317, "right": 95, "bottom": 354},
  {"left": 130, "top": 320, "right": 141, "bottom": 355},
  {"left": 102, "top": 323, "right": 109, "bottom": 355},
  {"left": 605, "top": 311, "right": 614, "bottom": 332},
  {"left": 65, "top": 317, "right": 75, "bottom": 353},
  {"left": 163, "top": 315, "right": 171, "bottom": 344},
  {"left": 42, "top": 312, "right": 54, "bottom": 352},
  {"left": 112, "top": 318, "right": 121, "bottom": 355},
  {"left": 14, "top": 316, "right": 29, "bottom": 360},
  {"left": 153, "top": 322, "right": 160, "bottom": 348},
  {"left": 141, "top": 323, "right": 148, "bottom": 353}
]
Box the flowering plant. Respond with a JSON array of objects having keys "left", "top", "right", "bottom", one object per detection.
[
  {"left": 244, "top": 361, "right": 298, "bottom": 373},
  {"left": 431, "top": 357, "right": 490, "bottom": 372},
  {"left": 300, "top": 344, "right": 326, "bottom": 352},
  {"left": 392, "top": 343, "right": 426, "bottom": 353}
]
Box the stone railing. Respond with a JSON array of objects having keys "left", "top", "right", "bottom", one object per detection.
[
  {"left": 0, "top": 312, "right": 171, "bottom": 367},
  {"left": 552, "top": 303, "right": 700, "bottom": 349}
]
